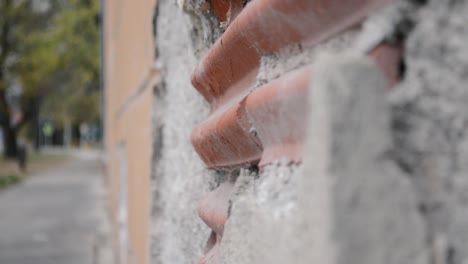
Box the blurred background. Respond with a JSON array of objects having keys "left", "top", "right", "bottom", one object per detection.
[
  {"left": 0, "top": 1, "right": 108, "bottom": 263},
  {"left": 0, "top": 0, "right": 101, "bottom": 158}
]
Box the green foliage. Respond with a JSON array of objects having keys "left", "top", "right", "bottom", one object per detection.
[
  {"left": 0, "top": 174, "right": 20, "bottom": 188},
  {"left": 42, "top": 86, "right": 100, "bottom": 124},
  {"left": 18, "top": 0, "right": 100, "bottom": 125},
  {"left": 1, "top": 0, "right": 100, "bottom": 131}
]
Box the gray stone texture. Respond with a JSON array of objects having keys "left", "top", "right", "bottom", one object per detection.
[
  {"left": 151, "top": 0, "right": 213, "bottom": 263},
  {"left": 391, "top": 0, "right": 468, "bottom": 263},
  {"left": 219, "top": 164, "right": 302, "bottom": 264},
  {"left": 302, "top": 55, "right": 428, "bottom": 264},
  {"left": 150, "top": 0, "right": 468, "bottom": 263},
  {"left": 218, "top": 56, "right": 429, "bottom": 264}
]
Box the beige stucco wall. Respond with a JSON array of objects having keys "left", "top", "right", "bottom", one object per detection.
[{"left": 103, "top": 0, "right": 156, "bottom": 263}]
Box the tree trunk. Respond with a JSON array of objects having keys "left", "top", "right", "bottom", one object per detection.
[
  {"left": 33, "top": 112, "right": 41, "bottom": 151},
  {"left": 2, "top": 124, "right": 18, "bottom": 159}
]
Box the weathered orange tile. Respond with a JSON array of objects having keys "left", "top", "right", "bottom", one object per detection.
[
  {"left": 192, "top": 0, "right": 395, "bottom": 111},
  {"left": 191, "top": 44, "right": 401, "bottom": 169},
  {"left": 197, "top": 182, "right": 235, "bottom": 264},
  {"left": 191, "top": 101, "right": 262, "bottom": 168},
  {"left": 245, "top": 66, "right": 313, "bottom": 167},
  {"left": 370, "top": 43, "right": 402, "bottom": 88},
  {"left": 210, "top": 0, "right": 244, "bottom": 25}
]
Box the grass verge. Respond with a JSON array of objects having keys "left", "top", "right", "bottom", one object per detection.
[{"left": 0, "top": 151, "right": 69, "bottom": 190}]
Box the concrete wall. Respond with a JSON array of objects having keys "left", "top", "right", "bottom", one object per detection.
[
  {"left": 150, "top": 0, "right": 468, "bottom": 264},
  {"left": 150, "top": 1, "right": 212, "bottom": 262},
  {"left": 104, "top": 0, "right": 468, "bottom": 263}
]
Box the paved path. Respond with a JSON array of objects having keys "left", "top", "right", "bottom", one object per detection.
[{"left": 0, "top": 150, "right": 113, "bottom": 264}]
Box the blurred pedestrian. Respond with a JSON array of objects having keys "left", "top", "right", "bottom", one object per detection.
[{"left": 17, "top": 138, "right": 27, "bottom": 173}]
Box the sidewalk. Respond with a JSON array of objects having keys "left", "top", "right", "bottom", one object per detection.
[{"left": 0, "top": 150, "right": 113, "bottom": 264}]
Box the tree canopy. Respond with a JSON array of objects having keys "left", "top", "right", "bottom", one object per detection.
[{"left": 0, "top": 0, "right": 100, "bottom": 157}]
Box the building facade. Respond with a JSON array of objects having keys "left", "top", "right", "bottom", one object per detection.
[{"left": 103, "top": 0, "right": 156, "bottom": 263}]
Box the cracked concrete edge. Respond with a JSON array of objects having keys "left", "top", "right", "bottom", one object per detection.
[
  {"left": 218, "top": 54, "right": 429, "bottom": 264},
  {"left": 301, "top": 53, "right": 428, "bottom": 264}
]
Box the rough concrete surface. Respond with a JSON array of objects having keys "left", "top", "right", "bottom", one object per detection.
[
  {"left": 149, "top": 0, "right": 468, "bottom": 263},
  {"left": 218, "top": 163, "right": 302, "bottom": 264},
  {"left": 391, "top": 0, "right": 468, "bottom": 263},
  {"left": 256, "top": 30, "right": 357, "bottom": 88},
  {"left": 0, "top": 150, "right": 113, "bottom": 264},
  {"left": 151, "top": 0, "right": 213, "bottom": 263},
  {"left": 304, "top": 55, "right": 427, "bottom": 264},
  {"left": 219, "top": 56, "right": 428, "bottom": 264}
]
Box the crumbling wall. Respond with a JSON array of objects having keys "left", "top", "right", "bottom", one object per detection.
[
  {"left": 392, "top": 0, "right": 468, "bottom": 262},
  {"left": 150, "top": 0, "right": 468, "bottom": 263},
  {"left": 150, "top": 0, "right": 213, "bottom": 262}
]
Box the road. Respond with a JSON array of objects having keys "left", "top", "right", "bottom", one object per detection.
[{"left": 0, "top": 150, "right": 113, "bottom": 264}]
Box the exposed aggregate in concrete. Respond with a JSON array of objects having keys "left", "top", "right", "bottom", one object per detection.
[
  {"left": 219, "top": 162, "right": 302, "bottom": 264},
  {"left": 150, "top": 0, "right": 468, "bottom": 263},
  {"left": 256, "top": 31, "right": 357, "bottom": 88},
  {"left": 151, "top": 0, "right": 213, "bottom": 263},
  {"left": 307, "top": 55, "right": 428, "bottom": 264},
  {"left": 391, "top": 0, "right": 468, "bottom": 263}
]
